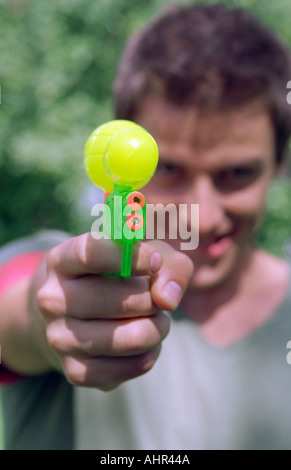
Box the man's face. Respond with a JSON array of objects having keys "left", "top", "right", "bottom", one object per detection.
[{"left": 135, "top": 96, "right": 276, "bottom": 291}]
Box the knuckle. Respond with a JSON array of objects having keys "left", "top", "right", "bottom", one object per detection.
[
  {"left": 173, "top": 251, "right": 194, "bottom": 278},
  {"left": 135, "top": 345, "right": 162, "bottom": 375},
  {"left": 149, "top": 240, "right": 194, "bottom": 279},
  {"left": 62, "top": 357, "right": 87, "bottom": 387},
  {"left": 66, "top": 372, "right": 84, "bottom": 387},
  {"left": 37, "top": 281, "right": 65, "bottom": 317},
  {"left": 75, "top": 234, "right": 90, "bottom": 268},
  {"left": 120, "top": 285, "right": 152, "bottom": 317},
  {"left": 140, "top": 242, "right": 156, "bottom": 262},
  {"left": 126, "top": 322, "right": 151, "bottom": 353},
  {"left": 75, "top": 232, "right": 103, "bottom": 272},
  {"left": 180, "top": 252, "right": 194, "bottom": 274},
  {"left": 123, "top": 317, "right": 165, "bottom": 354},
  {"left": 121, "top": 295, "right": 149, "bottom": 316},
  {"left": 64, "top": 359, "right": 117, "bottom": 390},
  {"left": 36, "top": 286, "right": 53, "bottom": 314},
  {"left": 120, "top": 295, "right": 135, "bottom": 315},
  {"left": 45, "top": 321, "right": 65, "bottom": 352},
  {"left": 46, "top": 246, "right": 60, "bottom": 271}
]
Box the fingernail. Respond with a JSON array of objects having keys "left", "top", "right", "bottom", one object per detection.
[
  {"left": 162, "top": 281, "right": 183, "bottom": 307},
  {"left": 150, "top": 252, "right": 162, "bottom": 273}
]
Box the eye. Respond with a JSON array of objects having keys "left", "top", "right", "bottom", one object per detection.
[
  {"left": 157, "top": 161, "right": 179, "bottom": 175},
  {"left": 155, "top": 160, "right": 185, "bottom": 184},
  {"left": 226, "top": 167, "right": 254, "bottom": 179},
  {"left": 215, "top": 164, "right": 261, "bottom": 191}
]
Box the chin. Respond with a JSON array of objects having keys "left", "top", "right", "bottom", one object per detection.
[
  {"left": 187, "top": 246, "right": 243, "bottom": 292},
  {"left": 189, "top": 264, "right": 232, "bottom": 291}
]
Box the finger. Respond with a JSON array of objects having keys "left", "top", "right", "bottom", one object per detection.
[
  {"left": 147, "top": 240, "right": 194, "bottom": 311},
  {"left": 46, "top": 311, "right": 170, "bottom": 357},
  {"left": 60, "top": 345, "right": 162, "bottom": 389},
  {"left": 131, "top": 241, "right": 162, "bottom": 275},
  {"left": 38, "top": 274, "right": 161, "bottom": 319},
  {"left": 47, "top": 233, "right": 162, "bottom": 278},
  {"left": 47, "top": 233, "right": 122, "bottom": 276}
]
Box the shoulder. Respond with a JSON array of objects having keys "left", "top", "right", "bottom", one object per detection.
[
  {"left": 250, "top": 249, "right": 291, "bottom": 326},
  {"left": 0, "top": 230, "right": 70, "bottom": 267},
  {"left": 0, "top": 230, "right": 71, "bottom": 299},
  {"left": 253, "top": 249, "right": 290, "bottom": 293}
]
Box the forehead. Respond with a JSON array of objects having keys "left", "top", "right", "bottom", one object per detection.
[{"left": 135, "top": 95, "right": 275, "bottom": 164}]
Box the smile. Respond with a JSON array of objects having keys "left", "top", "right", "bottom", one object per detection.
[{"left": 197, "top": 233, "right": 234, "bottom": 260}]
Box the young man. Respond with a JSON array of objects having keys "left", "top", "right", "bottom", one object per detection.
[{"left": 1, "top": 4, "right": 291, "bottom": 449}]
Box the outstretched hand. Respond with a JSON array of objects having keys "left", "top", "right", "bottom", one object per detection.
[{"left": 35, "top": 233, "right": 193, "bottom": 390}]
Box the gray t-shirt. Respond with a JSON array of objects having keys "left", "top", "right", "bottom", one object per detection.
[{"left": 1, "top": 231, "right": 291, "bottom": 450}]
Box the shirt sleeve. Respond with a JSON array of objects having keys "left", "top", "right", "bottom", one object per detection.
[
  {"left": 0, "top": 251, "right": 45, "bottom": 384},
  {"left": 0, "top": 230, "right": 70, "bottom": 385}
]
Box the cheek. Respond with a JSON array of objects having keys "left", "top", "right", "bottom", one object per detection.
[
  {"left": 143, "top": 182, "right": 173, "bottom": 205},
  {"left": 225, "top": 182, "right": 270, "bottom": 232}
]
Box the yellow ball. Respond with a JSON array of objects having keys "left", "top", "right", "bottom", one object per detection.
[
  {"left": 104, "top": 128, "right": 159, "bottom": 189},
  {"left": 84, "top": 120, "right": 141, "bottom": 192}
]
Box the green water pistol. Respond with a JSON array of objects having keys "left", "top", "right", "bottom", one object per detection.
[{"left": 84, "top": 120, "right": 159, "bottom": 277}]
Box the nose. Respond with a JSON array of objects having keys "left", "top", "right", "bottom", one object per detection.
[{"left": 183, "top": 176, "right": 225, "bottom": 238}]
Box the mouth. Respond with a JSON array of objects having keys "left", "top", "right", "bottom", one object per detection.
[{"left": 197, "top": 233, "right": 234, "bottom": 260}]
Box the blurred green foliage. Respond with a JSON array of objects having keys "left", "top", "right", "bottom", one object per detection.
[
  {"left": 0, "top": 0, "right": 290, "bottom": 255},
  {"left": 255, "top": 177, "right": 291, "bottom": 257}
]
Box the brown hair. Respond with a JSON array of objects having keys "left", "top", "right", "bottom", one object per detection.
[{"left": 113, "top": 4, "right": 291, "bottom": 163}]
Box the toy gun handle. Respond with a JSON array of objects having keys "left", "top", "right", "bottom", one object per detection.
[
  {"left": 104, "top": 187, "right": 146, "bottom": 277},
  {"left": 120, "top": 190, "right": 146, "bottom": 277},
  {"left": 121, "top": 240, "right": 133, "bottom": 277}
]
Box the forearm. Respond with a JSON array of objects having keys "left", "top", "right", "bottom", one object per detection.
[{"left": 0, "top": 261, "right": 60, "bottom": 376}]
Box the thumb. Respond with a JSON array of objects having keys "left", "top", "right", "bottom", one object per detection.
[{"left": 147, "top": 241, "right": 194, "bottom": 311}]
